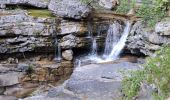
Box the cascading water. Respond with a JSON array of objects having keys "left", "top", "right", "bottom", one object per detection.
[
  {"left": 91, "top": 38, "right": 97, "bottom": 56},
  {"left": 107, "top": 22, "right": 131, "bottom": 60},
  {"left": 103, "top": 22, "right": 122, "bottom": 58},
  {"left": 54, "top": 38, "right": 62, "bottom": 62}
]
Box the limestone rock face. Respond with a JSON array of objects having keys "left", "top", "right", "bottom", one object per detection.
[
  {"left": 0, "top": 0, "right": 49, "bottom": 8},
  {"left": 48, "top": 0, "right": 91, "bottom": 19},
  {"left": 127, "top": 21, "right": 170, "bottom": 56},
  {"left": 99, "top": 0, "right": 119, "bottom": 9},
  {"left": 58, "top": 20, "right": 87, "bottom": 35},
  {"left": 155, "top": 21, "right": 170, "bottom": 36},
  {"left": 60, "top": 34, "right": 78, "bottom": 49},
  {"left": 62, "top": 50, "right": 73, "bottom": 61},
  {"left": 0, "top": 10, "right": 55, "bottom": 53}
]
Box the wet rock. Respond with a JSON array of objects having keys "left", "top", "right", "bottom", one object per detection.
[
  {"left": 60, "top": 34, "right": 77, "bottom": 49},
  {"left": 155, "top": 21, "right": 170, "bottom": 36},
  {"left": 99, "top": 0, "right": 119, "bottom": 9},
  {"left": 62, "top": 50, "right": 73, "bottom": 61},
  {"left": 0, "top": 72, "right": 22, "bottom": 87},
  {"left": 1, "top": 0, "right": 49, "bottom": 8},
  {"left": 48, "top": 0, "right": 91, "bottom": 19}
]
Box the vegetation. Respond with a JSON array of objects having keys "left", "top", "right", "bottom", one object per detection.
[
  {"left": 136, "top": 0, "right": 168, "bottom": 27},
  {"left": 122, "top": 46, "right": 170, "bottom": 100},
  {"left": 116, "top": 0, "right": 135, "bottom": 14},
  {"left": 26, "top": 64, "right": 35, "bottom": 75},
  {"left": 27, "top": 9, "right": 55, "bottom": 18}
]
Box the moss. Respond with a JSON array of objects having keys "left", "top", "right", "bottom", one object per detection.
[{"left": 27, "top": 9, "right": 55, "bottom": 18}]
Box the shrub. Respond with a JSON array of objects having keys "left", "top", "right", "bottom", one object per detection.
[{"left": 122, "top": 46, "right": 170, "bottom": 100}]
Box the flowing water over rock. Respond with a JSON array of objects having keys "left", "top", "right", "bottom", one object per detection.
[
  {"left": 91, "top": 38, "right": 98, "bottom": 56},
  {"left": 107, "top": 22, "right": 131, "bottom": 60},
  {"left": 103, "top": 22, "right": 122, "bottom": 58},
  {"left": 54, "top": 38, "right": 62, "bottom": 62},
  {"left": 75, "top": 21, "right": 131, "bottom": 66}
]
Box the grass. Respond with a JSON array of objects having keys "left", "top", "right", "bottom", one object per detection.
[
  {"left": 122, "top": 46, "right": 170, "bottom": 100},
  {"left": 27, "top": 9, "right": 55, "bottom": 18}
]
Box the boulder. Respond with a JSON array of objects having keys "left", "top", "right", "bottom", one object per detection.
[
  {"left": 48, "top": 0, "right": 91, "bottom": 19},
  {"left": 0, "top": 72, "right": 22, "bottom": 87},
  {"left": 99, "top": 0, "right": 119, "bottom": 9},
  {"left": 62, "top": 50, "right": 73, "bottom": 61},
  {"left": 0, "top": 0, "right": 49, "bottom": 8},
  {"left": 155, "top": 21, "right": 170, "bottom": 36}
]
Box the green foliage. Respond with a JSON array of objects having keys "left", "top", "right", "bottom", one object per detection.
[
  {"left": 80, "top": 0, "right": 93, "bottom": 4},
  {"left": 136, "top": 0, "right": 168, "bottom": 27},
  {"left": 116, "top": 0, "right": 135, "bottom": 14},
  {"left": 122, "top": 46, "right": 170, "bottom": 99},
  {"left": 26, "top": 64, "right": 35, "bottom": 75},
  {"left": 122, "top": 70, "right": 144, "bottom": 100}
]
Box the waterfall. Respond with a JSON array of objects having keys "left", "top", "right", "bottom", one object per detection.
[
  {"left": 54, "top": 39, "right": 61, "bottom": 62},
  {"left": 107, "top": 22, "right": 131, "bottom": 60},
  {"left": 103, "top": 22, "right": 122, "bottom": 57},
  {"left": 91, "top": 38, "right": 97, "bottom": 56}
]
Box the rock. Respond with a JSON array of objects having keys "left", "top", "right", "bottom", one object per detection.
[
  {"left": 17, "top": 63, "right": 29, "bottom": 72},
  {"left": 135, "top": 83, "right": 155, "bottom": 100},
  {"left": 126, "top": 21, "right": 170, "bottom": 56},
  {"left": 58, "top": 20, "right": 87, "bottom": 35},
  {"left": 0, "top": 87, "right": 5, "bottom": 95},
  {"left": 0, "top": 72, "right": 22, "bottom": 87},
  {"left": 60, "top": 34, "right": 77, "bottom": 49},
  {"left": 48, "top": 0, "right": 91, "bottom": 19},
  {"left": 99, "top": 0, "right": 119, "bottom": 9},
  {"left": 155, "top": 21, "right": 170, "bottom": 36},
  {"left": 0, "top": 0, "right": 49, "bottom": 8},
  {"left": 0, "top": 95, "right": 17, "bottom": 100},
  {"left": 62, "top": 50, "right": 73, "bottom": 61}
]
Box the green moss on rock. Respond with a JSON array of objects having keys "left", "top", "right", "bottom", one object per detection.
[{"left": 27, "top": 9, "right": 55, "bottom": 18}]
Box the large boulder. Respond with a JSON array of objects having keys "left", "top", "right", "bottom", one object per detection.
[
  {"left": 99, "top": 0, "right": 119, "bottom": 9},
  {"left": 0, "top": 0, "right": 49, "bottom": 8},
  {"left": 48, "top": 0, "right": 91, "bottom": 19}
]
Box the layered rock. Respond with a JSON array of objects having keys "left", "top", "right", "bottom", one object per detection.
[
  {"left": 0, "top": 0, "right": 49, "bottom": 8},
  {"left": 0, "top": 10, "right": 55, "bottom": 53},
  {"left": 126, "top": 20, "right": 170, "bottom": 56},
  {"left": 48, "top": 0, "right": 91, "bottom": 19}
]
